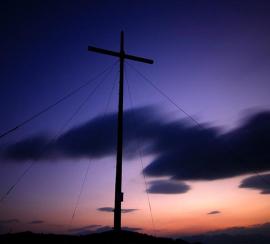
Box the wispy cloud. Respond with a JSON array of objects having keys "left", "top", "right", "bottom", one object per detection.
[
  {"left": 147, "top": 180, "right": 190, "bottom": 194},
  {"left": 97, "top": 207, "right": 138, "bottom": 213},
  {"left": 207, "top": 211, "right": 221, "bottom": 215},
  {"left": 68, "top": 224, "right": 141, "bottom": 235},
  {"left": 28, "top": 220, "right": 44, "bottom": 224},
  {"left": 68, "top": 224, "right": 101, "bottom": 234},
  {"left": 0, "top": 219, "right": 20, "bottom": 224}
]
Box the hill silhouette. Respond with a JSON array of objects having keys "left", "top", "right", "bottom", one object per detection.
[{"left": 0, "top": 230, "right": 201, "bottom": 244}]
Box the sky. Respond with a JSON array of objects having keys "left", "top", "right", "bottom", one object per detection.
[{"left": 1, "top": 0, "right": 270, "bottom": 239}]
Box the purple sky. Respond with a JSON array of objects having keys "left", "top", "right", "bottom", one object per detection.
[{"left": 1, "top": 0, "right": 270, "bottom": 237}]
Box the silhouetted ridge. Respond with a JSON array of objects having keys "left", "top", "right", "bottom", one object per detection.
[{"left": 0, "top": 230, "right": 199, "bottom": 244}]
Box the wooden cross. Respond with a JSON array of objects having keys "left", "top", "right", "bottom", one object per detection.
[{"left": 88, "top": 31, "right": 154, "bottom": 231}]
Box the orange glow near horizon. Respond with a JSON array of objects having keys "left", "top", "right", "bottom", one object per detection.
[
  {"left": 1, "top": 159, "right": 270, "bottom": 237},
  {"left": 52, "top": 180, "right": 267, "bottom": 235}
]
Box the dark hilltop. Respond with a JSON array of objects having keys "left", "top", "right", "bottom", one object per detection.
[{"left": 0, "top": 230, "right": 201, "bottom": 244}]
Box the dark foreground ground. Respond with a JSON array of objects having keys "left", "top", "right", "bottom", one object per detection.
[{"left": 0, "top": 230, "right": 201, "bottom": 244}]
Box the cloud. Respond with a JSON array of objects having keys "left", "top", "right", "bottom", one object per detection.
[
  {"left": 0, "top": 219, "right": 20, "bottom": 234},
  {"left": 94, "top": 226, "right": 142, "bottom": 233},
  {"left": 122, "top": 226, "right": 142, "bottom": 232},
  {"left": 239, "top": 174, "right": 270, "bottom": 194},
  {"left": 121, "top": 209, "right": 139, "bottom": 213},
  {"left": 68, "top": 225, "right": 141, "bottom": 235},
  {"left": 181, "top": 222, "right": 270, "bottom": 244},
  {"left": 1, "top": 135, "right": 50, "bottom": 161},
  {"left": 97, "top": 207, "right": 138, "bottom": 213},
  {"left": 0, "top": 219, "right": 20, "bottom": 224},
  {"left": 211, "top": 222, "right": 270, "bottom": 236},
  {"left": 68, "top": 224, "right": 101, "bottom": 235},
  {"left": 147, "top": 180, "right": 190, "bottom": 194},
  {"left": 94, "top": 226, "right": 112, "bottom": 233},
  {"left": 1, "top": 107, "right": 156, "bottom": 161},
  {"left": 28, "top": 220, "right": 44, "bottom": 224},
  {"left": 143, "top": 110, "right": 270, "bottom": 181},
  {"left": 97, "top": 207, "right": 114, "bottom": 212},
  {"left": 207, "top": 211, "right": 221, "bottom": 215},
  {"left": 2, "top": 107, "right": 270, "bottom": 183}
]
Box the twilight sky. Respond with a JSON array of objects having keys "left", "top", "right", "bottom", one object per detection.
[{"left": 1, "top": 0, "right": 270, "bottom": 238}]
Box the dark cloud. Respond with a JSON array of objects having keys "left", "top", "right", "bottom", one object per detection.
[
  {"left": 97, "top": 207, "right": 138, "bottom": 213},
  {"left": 207, "top": 211, "right": 221, "bottom": 215},
  {"left": 2, "top": 107, "right": 270, "bottom": 183},
  {"left": 1, "top": 107, "right": 156, "bottom": 161},
  {"left": 68, "top": 225, "right": 141, "bottom": 235},
  {"left": 97, "top": 207, "right": 114, "bottom": 213},
  {"left": 28, "top": 220, "right": 44, "bottom": 224},
  {"left": 143, "top": 111, "right": 270, "bottom": 181},
  {"left": 121, "top": 209, "right": 139, "bottom": 214},
  {"left": 0, "top": 219, "right": 20, "bottom": 224},
  {"left": 239, "top": 174, "right": 270, "bottom": 194},
  {"left": 211, "top": 222, "right": 270, "bottom": 236},
  {"left": 1, "top": 135, "right": 49, "bottom": 161},
  {"left": 122, "top": 226, "right": 142, "bottom": 232},
  {"left": 181, "top": 222, "right": 270, "bottom": 244},
  {"left": 147, "top": 180, "right": 190, "bottom": 194},
  {"left": 94, "top": 226, "right": 112, "bottom": 233},
  {"left": 94, "top": 226, "right": 142, "bottom": 233},
  {"left": 0, "top": 219, "right": 20, "bottom": 234},
  {"left": 68, "top": 224, "right": 101, "bottom": 235}
]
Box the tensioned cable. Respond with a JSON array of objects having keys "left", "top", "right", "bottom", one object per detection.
[
  {"left": 0, "top": 63, "right": 118, "bottom": 204},
  {"left": 0, "top": 60, "right": 118, "bottom": 140},
  {"left": 51, "top": 63, "right": 118, "bottom": 138},
  {"left": 69, "top": 68, "right": 119, "bottom": 226},
  {"left": 70, "top": 161, "right": 91, "bottom": 223},
  {"left": 125, "top": 68, "right": 157, "bottom": 236},
  {"left": 127, "top": 62, "right": 270, "bottom": 187},
  {"left": 126, "top": 62, "right": 201, "bottom": 127}
]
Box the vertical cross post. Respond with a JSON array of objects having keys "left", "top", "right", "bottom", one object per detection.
[
  {"left": 114, "top": 31, "right": 124, "bottom": 231},
  {"left": 88, "top": 31, "right": 153, "bottom": 231}
]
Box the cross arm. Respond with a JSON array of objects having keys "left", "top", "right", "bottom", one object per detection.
[
  {"left": 125, "top": 54, "right": 154, "bottom": 64},
  {"left": 88, "top": 46, "right": 120, "bottom": 58},
  {"left": 88, "top": 46, "right": 154, "bottom": 64}
]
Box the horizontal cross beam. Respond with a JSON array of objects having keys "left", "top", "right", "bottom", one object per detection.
[{"left": 88, "top": 46, "right": 154, "bottom": 64}]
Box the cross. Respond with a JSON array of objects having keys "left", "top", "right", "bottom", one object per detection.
[{"left": 88, "top": 31, "right": 154, "bottom": 231}]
